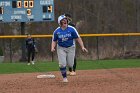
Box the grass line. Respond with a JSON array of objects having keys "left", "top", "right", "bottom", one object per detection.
[{"left": 0, "top": 59, "right": 140, "bottom": 74}]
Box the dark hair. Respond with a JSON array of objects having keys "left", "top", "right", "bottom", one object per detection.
[{"left": 64, "top": 13, "right": 72, "bottom": 18}]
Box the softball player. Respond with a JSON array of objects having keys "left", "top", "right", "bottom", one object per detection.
[
  {"left": 51, "top": 15, "right": 88, "bottom": 82},
  {"left": 65, "top": 13, "right": 77, "bottom": 76},
  {"left": 26, "top": 34, "right": 36, "bottom": 65}
]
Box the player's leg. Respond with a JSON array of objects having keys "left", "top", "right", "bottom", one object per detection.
[
  {"left": 71, "top": 57, "right": 77, "bottom": 75},
  {"left": 27, "top": 49, "right": 31, "bottom": 65},
  {"left": 57, "top": 46, "right": 68, "bottom": 82},
  {"left": 67, "top": 46, "right": 75, "bottom": 71},
  {"left": 73, "top": 57, "right": 77, "bottom": 71},
  {"left": 31, "top": 49, "right": 35, "bottom": 64},
  {"left": 68, "top": 56, "right": 75, "bottom": 75},
  {"left": 69, "top": 67, "right": 72, "bottom": 72},
  {"left": 68, "top": 54, "right": 73, "bottom": 73}
]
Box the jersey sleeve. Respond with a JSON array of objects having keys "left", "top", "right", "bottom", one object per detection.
[
  {"left": 33, "top": 39, "right": 36, "bottom": 47},
  {"left": 52, "top": 30, "right": 58, "bottom": 41},
  {"left": 71, "top": 27, "right": 80, "bottom": 39}
]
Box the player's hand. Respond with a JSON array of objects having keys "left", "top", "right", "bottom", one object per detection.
[
  {"left": 51, "top": 48, "right": 55, "bottom": 52},
  {"left": 82, "top": 47, "right": 88, "bottom": 53}
]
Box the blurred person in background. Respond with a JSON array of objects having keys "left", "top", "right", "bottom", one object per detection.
[
  {"left": 26, "top": 34, "right": 36, "bottom": 65},
  {"left": 65, "top": 13, "right": 77, "bottom": 76}
]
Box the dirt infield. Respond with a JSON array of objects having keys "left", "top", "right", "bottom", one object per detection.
[{"left": 0, "top": 68, "right": 140, "bottom": 93}]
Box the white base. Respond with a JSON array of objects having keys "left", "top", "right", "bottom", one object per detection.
[{"left": 37, "top": 74, "right": 55, "bottom": 79}]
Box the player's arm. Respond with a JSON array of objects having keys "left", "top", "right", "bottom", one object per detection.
[
  {"left": 51, "top": 41, "right": 57, "bottom": 52},
  {"left": 51, "top": 31, "right": 58, "bottom": 52},
  {"left": 33, "top": 38, "right": 36, "bottom": 47},
  {"left": 76, "top": 37, "right": 88, "bottom": 52},
  {"left": 72, "top": 27, "right": 88, "bottom": 52}
]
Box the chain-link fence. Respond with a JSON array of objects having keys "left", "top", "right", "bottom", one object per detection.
[
  {"left": 0, "top": 34, "right": 140, "bottom": 62},
  {"left": 0, "top": 0, "right": 140, "bottom": 62}
]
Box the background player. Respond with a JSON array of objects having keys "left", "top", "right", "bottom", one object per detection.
[
  {"left": 65, "top": 13, "right": 77, "bottom": 76},
  {"left": 26, "top": 34, "right": 36, "bottom": 65}
]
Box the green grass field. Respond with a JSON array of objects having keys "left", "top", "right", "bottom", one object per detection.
[{"left": 0, "top": 59, "right": 140, "bottom": 74}]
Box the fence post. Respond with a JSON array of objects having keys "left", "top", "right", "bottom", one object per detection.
[
  {"left": 9, "top": 39, "right": 12, "bottom": 63},
  {"left": 52, "top": 52, "right": 54, "bottom": 62},
  {"left": 96, "top": 36, "right": 99, "bottom": 60},
  {"left": 20, "top": 22, "right": 27, "bottom": 62},
  {"left": 51, "top": 38, "right": 54, "bottom": 62}
]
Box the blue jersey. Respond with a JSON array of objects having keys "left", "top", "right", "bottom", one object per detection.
[{"left": 52, "top": 25, "right": 80, "bottom": 48}]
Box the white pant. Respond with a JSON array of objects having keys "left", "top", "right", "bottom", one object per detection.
[{"left": 57, "top": 45, "right": 75, "bottom": 68}]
